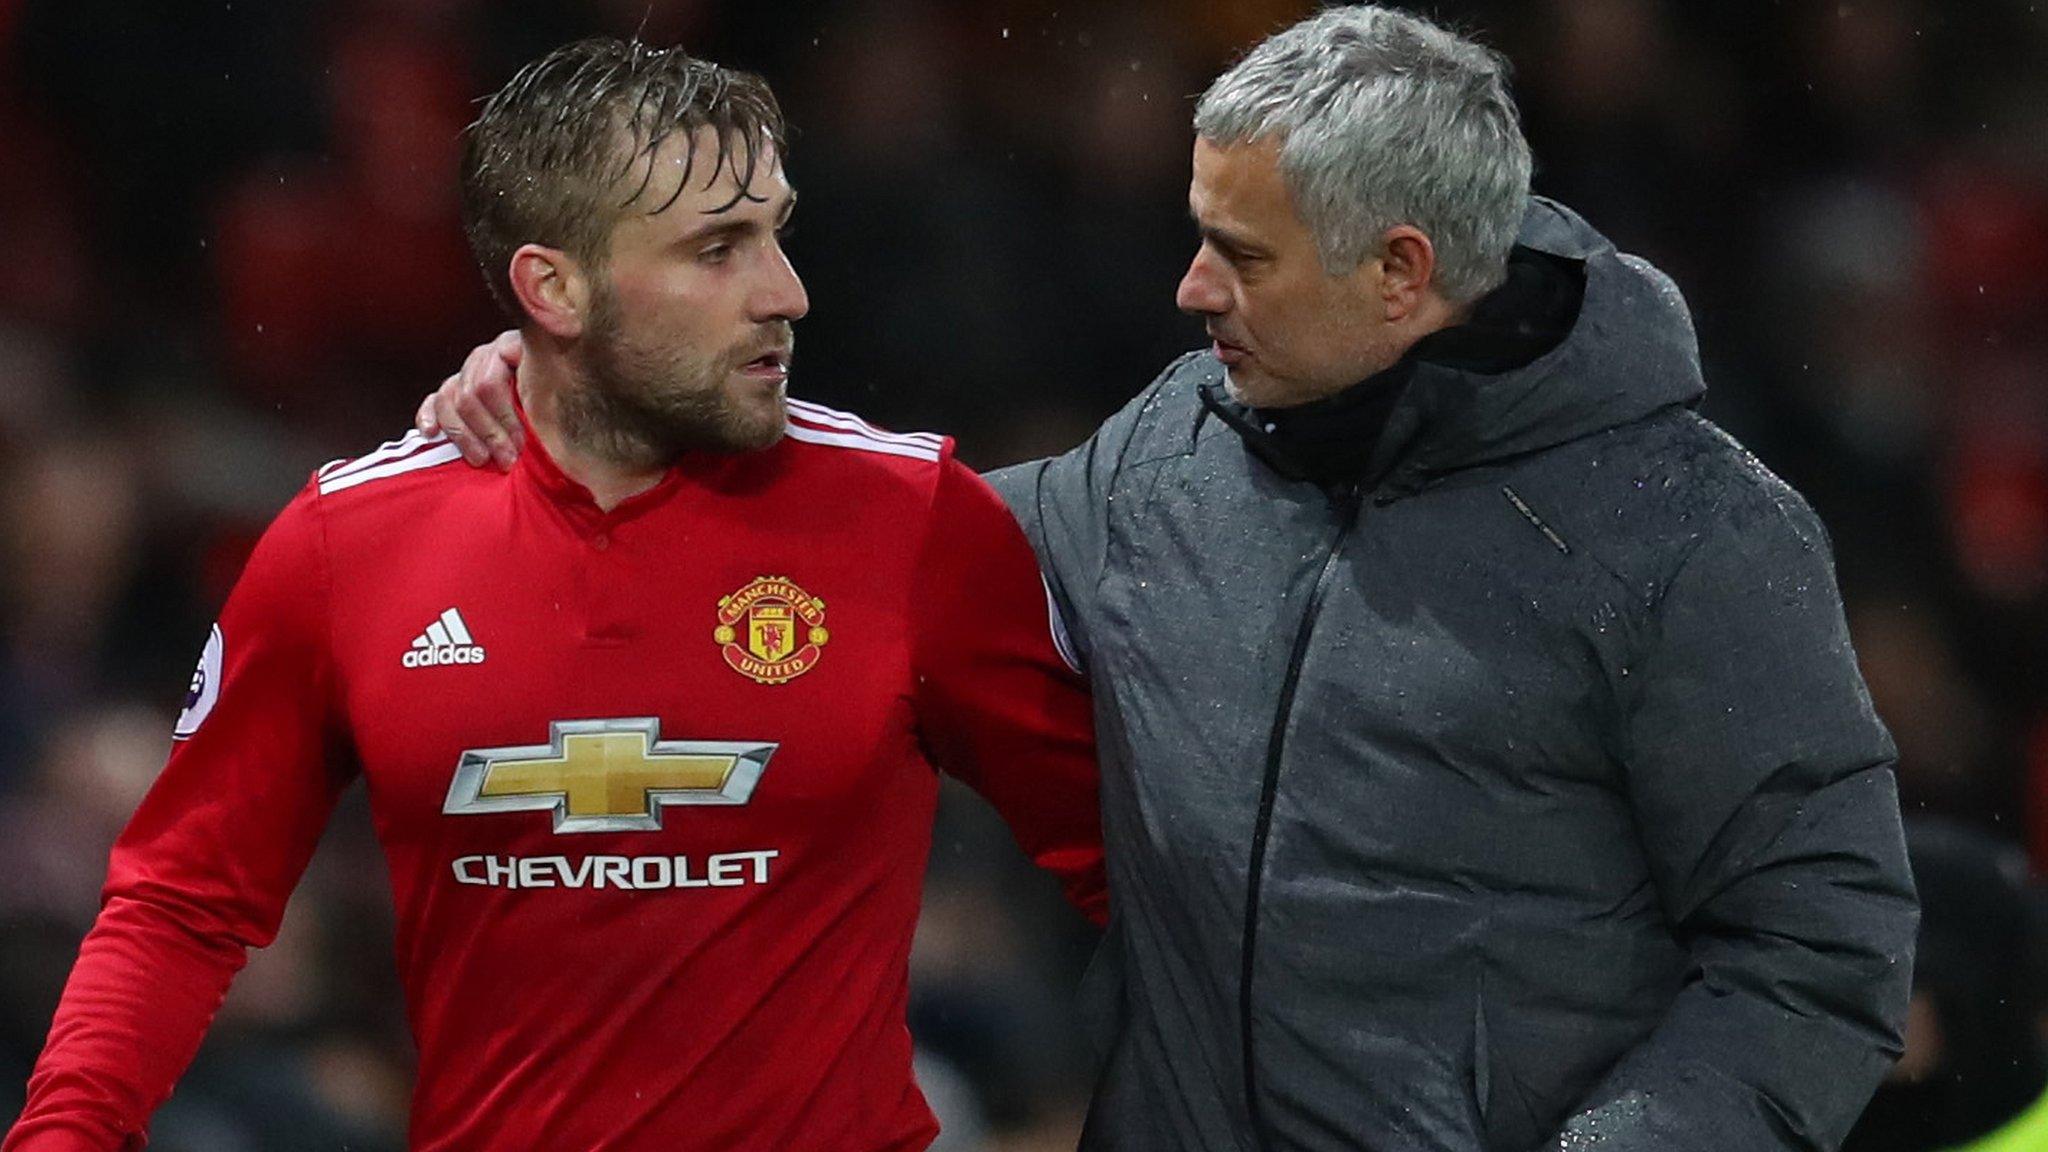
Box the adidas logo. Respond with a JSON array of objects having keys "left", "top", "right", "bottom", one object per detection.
[{"left": 404, "top": 608, "right": 487, "bottom": 669}]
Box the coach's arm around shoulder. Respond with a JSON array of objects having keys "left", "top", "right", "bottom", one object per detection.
[{"left": 1556, "top": 493, "right": 1918, "bottom": 1152}]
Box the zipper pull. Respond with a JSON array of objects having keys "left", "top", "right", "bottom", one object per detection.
[{"left": 1332, "top": 482, "right": 1364, "bottom": 517}]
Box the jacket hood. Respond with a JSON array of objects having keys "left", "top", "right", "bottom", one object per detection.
[{"left": 1364, "top": 197, "right": 1707, "bottom": 485}]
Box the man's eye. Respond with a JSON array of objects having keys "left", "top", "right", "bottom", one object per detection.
[
  {"left": 699, "top": 244, "right": 732, "bottom": 265},
  {"left": 1220, "top": 243, "right": 1259, "bottom": 266}
]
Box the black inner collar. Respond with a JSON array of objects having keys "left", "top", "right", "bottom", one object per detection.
[{"left": 1245, "top": 247, "right": 1586, "bottom": 488}]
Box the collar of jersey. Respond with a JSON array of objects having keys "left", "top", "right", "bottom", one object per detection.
[{"left": 511, "top": 400, "right": 733, "bottom": 527}]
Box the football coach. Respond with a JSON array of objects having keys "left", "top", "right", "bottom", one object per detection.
[
  {"left": 991, "top": 7, "right": 1917, "bottom": 1152},
  {"left": 424, "top": 7, "right": 1920, "bottom": 1151}
]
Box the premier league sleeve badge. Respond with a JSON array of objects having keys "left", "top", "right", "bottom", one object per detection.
[{"left": 173, "top": 624, "right": 224, "bottom": 739}]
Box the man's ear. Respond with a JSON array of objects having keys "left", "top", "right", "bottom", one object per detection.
[
  {"left": 1377, "top": 225, "right": 1439, "bottom": 323},
  {"left": 508, "top": 243, "right": 593, "bottom": 339}
]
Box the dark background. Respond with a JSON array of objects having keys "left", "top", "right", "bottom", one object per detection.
[{"left": 1, "top": 1, "right": 2045, "bottom": 1149}]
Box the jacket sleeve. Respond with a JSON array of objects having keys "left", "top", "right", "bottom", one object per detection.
[
  {"left": 1553, "top": 492, "right": 1918, "bottom": 1152},
  {"left": 5, "top": 484, "right": 352, "bottom": 1152},
  {"left": 982, "top": 352, "right": 1196, "bottom": 670},
  {"left": 912, "top": 450, "right": 1107, "bottom": 925}
]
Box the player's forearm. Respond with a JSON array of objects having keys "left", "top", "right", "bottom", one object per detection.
[
  {"left": 1033, "top": 839, "right": 1110, "bottom": 926},
  {"left": 7, "top": 895, "right": 251, "bottom": 1151},
  {"left": 920, "top": 659, "right": 1109, "bottom": 926},
  {"left": 0, "top": 1119, "right": 132, "bottom": 1152}
]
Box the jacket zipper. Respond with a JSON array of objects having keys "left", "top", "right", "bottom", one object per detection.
[{"left": 1239, "top": 485, "right": 1365, "bottom": 1148}]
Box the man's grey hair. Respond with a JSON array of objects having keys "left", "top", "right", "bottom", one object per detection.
[{"left": 1194, "top": 5, "right": 1532, "bottom": 302}]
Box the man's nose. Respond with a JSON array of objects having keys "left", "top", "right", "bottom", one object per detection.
[
  {"left": 754, "top": 247, "right": 810, "bottom": 323},
  {"left": 1176, "top": 247, "right": 1229, "bottom": 316}
]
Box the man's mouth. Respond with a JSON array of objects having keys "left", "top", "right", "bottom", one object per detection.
[
  {"left": 1209, "top": 332, "right": 1249, "bottom": 365},
  {"left": 739, "top": 350, "right": 791, "bottom": 379}
]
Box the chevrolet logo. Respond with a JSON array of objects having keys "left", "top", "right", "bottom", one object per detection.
[{"left": 443, "top": 718, "right": 776, "bottom": 834}]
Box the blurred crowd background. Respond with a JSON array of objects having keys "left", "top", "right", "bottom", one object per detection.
[{"left": 1, "top": 0, "right": 2045, "bottom": 1149}]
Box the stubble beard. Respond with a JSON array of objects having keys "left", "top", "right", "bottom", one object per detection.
[{"left": 561, "top": 287, "right": 790, "bottom": 470}]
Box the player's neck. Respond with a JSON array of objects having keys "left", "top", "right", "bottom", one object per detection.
[{"left": 516, "top": 357, "right": 669, "bottom": 512}]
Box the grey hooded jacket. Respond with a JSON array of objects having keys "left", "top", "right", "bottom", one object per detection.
[{"left": 987, "top": 199, "right": 1917, "bottom": 1152}]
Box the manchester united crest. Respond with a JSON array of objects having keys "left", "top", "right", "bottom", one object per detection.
[{"left": 715, "top": 576, "right": 829, "bottom": 685}]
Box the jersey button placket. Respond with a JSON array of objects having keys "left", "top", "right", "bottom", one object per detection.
[{"left": 582, "top": 523, "right": 632, "bottom": 642}]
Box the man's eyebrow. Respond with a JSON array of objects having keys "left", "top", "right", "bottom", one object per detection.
[
  {"left": 678, "top": 190, "right": 797, "bottom": 245},
  {"left": 1195, "top": 216, "right": 1267, "bottom": 259},
  {"left": 678, "top": 218, "right": 752, "bottom": 245}
]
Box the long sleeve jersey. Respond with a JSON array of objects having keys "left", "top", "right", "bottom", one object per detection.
[{"left": 8, "top": 398, "right": 1106, "bottom": 1152}]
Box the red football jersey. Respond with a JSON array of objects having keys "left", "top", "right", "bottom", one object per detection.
[{"left": 7, "top": 399, "right": 1105, "bottom": 1152}]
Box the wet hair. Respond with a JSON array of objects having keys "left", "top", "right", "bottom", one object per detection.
[
  {"left": 1195, "top": 6, "right": 1531, "bottom": 302},
  {"left": 460, "top": 37, "right": 787, "bottom": 318}
]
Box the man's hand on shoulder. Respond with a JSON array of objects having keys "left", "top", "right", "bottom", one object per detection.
[{"left": 417, "top": 329, "right": 527, "bottom": 470}]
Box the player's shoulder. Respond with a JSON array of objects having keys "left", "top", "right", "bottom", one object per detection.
[
  {"left": 779, "top": 397, "right": 954, "bottom": 481},
  {"left": 308, "top": 427, "right": 472, "bottom": 504}
]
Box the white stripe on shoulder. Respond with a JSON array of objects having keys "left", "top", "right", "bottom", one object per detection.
[
  {"left": 786, "top": 399, "right": 943, "bottom": 449},
  {"left": 783, "top": 423, "right": 941, "bottom": 462},
  {"left": 787, "top": 406, "right": 944, "bottom": 449},
  {"left": 317, "top": 429, "right": 444, "bottom": 483},
  {"left": 319, "top": 443, "right": 465, "bottom": 494}
]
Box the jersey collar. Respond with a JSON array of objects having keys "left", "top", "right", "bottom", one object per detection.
[{"left": 512, "top": 398, "right": 768, "bottom": 526}]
